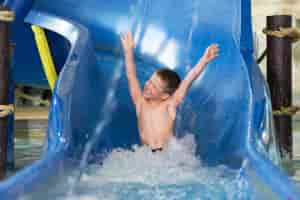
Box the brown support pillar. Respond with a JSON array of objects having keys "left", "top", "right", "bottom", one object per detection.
[
  {"left": 266, "top": 15, "right": 293, "bottom": 159},
  {"left": 0, "top": 6, "right": 13, "bottom": 179}
]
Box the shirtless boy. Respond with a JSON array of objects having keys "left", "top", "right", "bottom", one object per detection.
[{"left": 121, "top": 32, "right": 219, "bottom": 152}]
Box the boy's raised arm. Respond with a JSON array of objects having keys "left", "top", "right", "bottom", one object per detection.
[
  {"left": 171, "top": 44, "right": 219, "bottom": 106},
  {"left": 121, "top": 32, "right": 142, "bottom": 106}
]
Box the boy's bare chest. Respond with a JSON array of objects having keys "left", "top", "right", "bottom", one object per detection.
[
  {"left": 139, "top": 104, "right": 167, "bottom": 119},
  {"left": 136, "top": 100, "right": 175, "bottom": 147},
  {"left": 137, "top": 102, "right": 173, "bottom": 128}
]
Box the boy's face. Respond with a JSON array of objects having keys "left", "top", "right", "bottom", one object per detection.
[{"left": 143, "top": 73, "right": 170, "bottom": 101}]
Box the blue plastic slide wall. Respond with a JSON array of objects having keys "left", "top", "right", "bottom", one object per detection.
[{"left": 0, "top": 0, "right": 300, "bottom": 199}]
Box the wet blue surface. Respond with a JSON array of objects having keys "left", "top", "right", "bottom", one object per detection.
[{"left": 1, "top": 0, "right": 300, "bottom": 199}]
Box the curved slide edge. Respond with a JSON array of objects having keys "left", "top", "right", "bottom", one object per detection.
[
  {"left": 0, "top": 11, "right": 94, "bottom": 199},
  {"left": 239, "top": 1, "right": 300, "bottom": 198},
  {"left": 243, "top": 52, "right": 300, "bottom": 199}
]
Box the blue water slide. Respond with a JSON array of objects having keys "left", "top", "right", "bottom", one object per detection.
[{"left": 0, "top": 0, "right": 299, "bottom": 199}]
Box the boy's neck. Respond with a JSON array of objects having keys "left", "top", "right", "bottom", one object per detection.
[{"left": 145, "top": 97, "right": 167, "bottom": 105}]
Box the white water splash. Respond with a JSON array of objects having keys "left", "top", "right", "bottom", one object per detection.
[
  {"left": 20, "top": 134, "right": 252, "bottom": 200},
  {"left": 51, "top": 134, "right": 248, "bottom": 200}
]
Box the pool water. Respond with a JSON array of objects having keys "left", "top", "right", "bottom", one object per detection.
[
  {"left": 20, "top": 135, "right": 251, "bottom": 200},
  {"left": 6, "top": 136, "right": 44, "bottom": 178},
  {"left": 8, "top": 120, "right": 300, "bottom": 199},
  {"left": 14, "top": 137, "right": 44, "bottom": 171}
]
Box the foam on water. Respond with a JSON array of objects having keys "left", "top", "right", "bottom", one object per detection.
[
  {"left": 83, "top": 135, "right": 200, "bottom": 186},
  {"left": 24, "top": 134, "right": 250, "bottom": 200}
]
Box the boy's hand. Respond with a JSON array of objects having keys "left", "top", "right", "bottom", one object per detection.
[
  {"left": 201, "top": 44, "right": 219, "bottom": 64},
  {"left": 121, "top": 32, "right": 142, "bottom": 106},
  {"left": 171, "top": 44, "right": 218, "bottom": 106},
  {"left": 121, "top": 32, "right": 135, "bottom": 52}
]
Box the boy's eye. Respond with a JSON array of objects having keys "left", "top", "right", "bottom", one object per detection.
[{"left": 150, "top": 81, "right": 164, "bottom": 92}]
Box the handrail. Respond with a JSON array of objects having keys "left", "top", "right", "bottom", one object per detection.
[{"left": 31, "top": 25, "right": 57, "bottom": 91}]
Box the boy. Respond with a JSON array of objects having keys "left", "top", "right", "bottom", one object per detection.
[{"left": 121, "top": 32, "right": 219, "bottom": 152}]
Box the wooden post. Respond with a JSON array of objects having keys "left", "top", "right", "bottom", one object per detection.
[
  {"left": 266, "top": 15, "right": 293, "bottom": 159},
  {"left": 0, "top": 6, "right": 13, "bottom": 179}
]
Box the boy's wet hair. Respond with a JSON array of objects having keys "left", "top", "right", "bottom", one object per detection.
[{"left": 156, "top": 68, "right": 181, "bottom": 95}]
